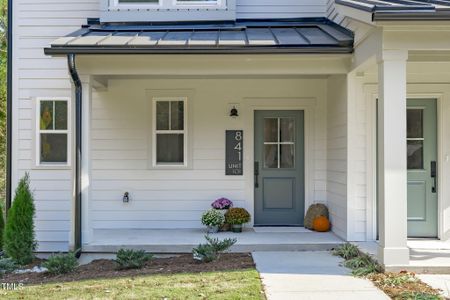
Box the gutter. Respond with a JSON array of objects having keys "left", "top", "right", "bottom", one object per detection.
[
  {"left": 6, "top": 0, "right": 12, "bottom": 213},
  {"left": 44, "top": 46, "right": 354, "bottom": 56},
  {"left": 67, "top": 54, "right": 82, "bottom": 258}
]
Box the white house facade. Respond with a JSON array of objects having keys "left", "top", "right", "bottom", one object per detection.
[{"left": 8, "top": 0, "right": 450, "bottom": 267}]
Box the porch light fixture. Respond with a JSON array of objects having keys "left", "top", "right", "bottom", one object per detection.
[
  {"left": 123, "top": 192, "right": 130, "bottom": 203},
  {"left": 230, "top": 106, "right": 239, "bottom": 118}
]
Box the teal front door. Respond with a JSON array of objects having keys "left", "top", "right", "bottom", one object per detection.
[
  {"left": 254, "top": 110, "right": 305, "bottom": 226},
  {"left": 407, "top": 99, "right": 438, "bottom": 237}
]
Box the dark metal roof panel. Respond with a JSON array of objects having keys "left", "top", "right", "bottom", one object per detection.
[{"left": 45, "top": 18, "right": 354, "bottom": 55}]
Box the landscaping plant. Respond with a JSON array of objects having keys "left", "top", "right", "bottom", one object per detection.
[
  {"left": 4, "top": 173, "right": 36, "bottom": 265},
  {"left": 332, "top": 243, "right": 359, "bottom": 260},
  {"left": 333, "top": 244, "right": 442, "bottom": 299},
  {"left": 0, "top": 257, "right": 16, "bottom": 274},
  {"left": 193, "top": 235, "right": 237, "bottom": 262},
  {"left": 0, "top": 203, "right": 4, "bottom": 250},
  {"left": 43, "top": 252, "right": 79, "bottom": 275},
  {"left": 115, "top": 249, "right": 153, "bottom": 270}
]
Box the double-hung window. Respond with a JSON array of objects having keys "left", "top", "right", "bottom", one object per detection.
[
  {"left": 110, "top": 0, "right": 224, "bottom": 10},
  {"left": 153, "top": 98, "right": 187, "bottom": 167},
  {"left": 36, "top": 98, "right": 70, "bottom": 166}
]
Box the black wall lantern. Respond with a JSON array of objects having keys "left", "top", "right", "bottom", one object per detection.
[
  {"left": 230, "top": 106, "right": 239, "bottom": 118},
  {"left": 123, "top": 192, "right": 130, "bottom": 203}
]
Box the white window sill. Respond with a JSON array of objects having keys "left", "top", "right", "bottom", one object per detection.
[{"left": 33, "top": 164, "right": 71, "bottom": 170}]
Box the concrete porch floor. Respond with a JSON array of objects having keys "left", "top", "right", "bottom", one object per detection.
[
  {"left": 83, "top": 228, "right": 344, "bottom": 253},
  {"left": 356, "top": 240, "right": 450, "bottom": 274}
]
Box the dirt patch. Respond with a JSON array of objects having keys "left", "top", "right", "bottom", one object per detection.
[
  {"left": 2, "top": 253, "right": 255, "bottom": 285},
  {"left": 368, "top": 272, "right": 442, "bottom": 299}
]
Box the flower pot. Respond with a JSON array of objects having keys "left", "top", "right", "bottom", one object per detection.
[
  {"left": 207, "top": 225, "right": 220, "bottom": 233},
  {"left": 231, "top": 224, "right": 243, "bottom": 233}
]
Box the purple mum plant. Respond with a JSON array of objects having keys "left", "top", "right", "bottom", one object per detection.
[{"left": 211, "top": 198, "right": 233, "bottom": 210}]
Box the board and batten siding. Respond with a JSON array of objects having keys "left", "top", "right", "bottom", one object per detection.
[
  {"left": 13, "top": 0, "right": 100, "bottom": 251},
  {"left": 88, "top": 78, "right": 328, "bottom": 233}
]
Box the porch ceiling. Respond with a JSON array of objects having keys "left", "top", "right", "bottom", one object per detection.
[{"left": 44, "top": 18, "right": 354, "bottom": 55}]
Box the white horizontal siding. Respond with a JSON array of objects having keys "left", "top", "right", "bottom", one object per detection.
[
  {"left": 14, "top": 0, "right": 100, "bottom": 252},
  {"left": 237, "top": 0, "right": 327, "bottom": 19},
  {"left": 89, "top": 78, "right": 328, "bottom": 231},
  {"left": 327, "top": 75, "right": 348, "bottom": 240}
]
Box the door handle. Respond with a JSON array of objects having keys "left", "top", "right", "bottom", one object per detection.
[
  {"left": 254, "top": 161, "right": 259, "bottom": 188},
  {"left": 431, "top": 161, "right": 437, "bottom": 193}
]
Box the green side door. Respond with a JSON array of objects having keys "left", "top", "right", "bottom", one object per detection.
[
  {"left": 254, "top": 110, "right": 305, "bottom": 226},
  {"left": 407, "top": 99, "right": 438, "bottom": 238}
]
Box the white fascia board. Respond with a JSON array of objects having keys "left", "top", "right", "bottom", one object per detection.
[{"left": 335, "top": 4, "right": 374, "bottom": 26}]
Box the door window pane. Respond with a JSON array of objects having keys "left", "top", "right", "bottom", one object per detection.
[
  {"left": 264, "top": 118, "right": 278, "bottom": 142},
  {"left": 40, "top": 133, "right": 68, "bottom": 163},
  {"left": 264, "top": 144, "right": 278, "bottom": 168},
  {"left": 407, "top": 109, "right": 423, "bottom": 138},
  {"left": 407, "top": 140, "right": 423, "bottom": 169},
  {"left": 157, "top": 134, "right": 184, "bottom": 163},
  {"left": 156, "top": 101, "right": 170, "bottom": 130},
  {"left": 280, "top": 118, "right": 294, "bottom": 142},
  {"left": 280, "top": 144, "right": 294, "bottom": 168},
  {"left": 170, "top": 101, "right": 184, "bottom": 130}
]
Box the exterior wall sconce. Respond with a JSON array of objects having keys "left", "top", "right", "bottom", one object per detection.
[
  {"left": 123, "top": 192, "right": 130, "bottom": 203},
  {"left": 230, "top": 106, "right": 239, "bottom": 118}
]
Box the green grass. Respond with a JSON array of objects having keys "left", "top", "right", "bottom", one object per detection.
[{"left": 0, "top": 269, "right": 264, "bottom": 300}]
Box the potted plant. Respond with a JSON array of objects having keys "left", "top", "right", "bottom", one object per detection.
[
  {"left": 225, "top": 208, "right": 251, "bottom": 233},
  {"left": 201, "top": 209, "right": 225, "bottom": 233},
  {"left": 211, "top": 197, "right": 233, "bottom": 212}
]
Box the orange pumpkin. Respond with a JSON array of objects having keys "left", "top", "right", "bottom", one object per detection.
[{"left": 313, "top": 216, "right": 330, "bottom": 232}]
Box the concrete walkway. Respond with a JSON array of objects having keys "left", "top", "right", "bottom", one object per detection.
[{"left": 252, "top": 251, "right": 389, "bottom": 300}]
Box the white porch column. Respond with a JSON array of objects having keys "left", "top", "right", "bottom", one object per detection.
[{"left": 377, "top": 50, "right": 410, "bottom": 266}]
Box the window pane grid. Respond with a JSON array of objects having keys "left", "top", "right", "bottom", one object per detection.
[
  {"left": 263, "top": 117, "right": 295, "bottom": 169},
  {"left": 38, "top": 99, "right": 69, "bottom": 165},
  {"left": 154, "top": 99, "right": 186, "bottom": 166}
]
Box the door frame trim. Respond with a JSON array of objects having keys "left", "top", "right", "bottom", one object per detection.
[
  {"left": 242, "top": 97, "right": 316, "bottom": 227},
  {"left": 365, "top": 84, "right": 444, "bottom": 241}
]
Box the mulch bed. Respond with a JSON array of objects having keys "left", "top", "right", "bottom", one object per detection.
[
  {"left": 2, "top": 253, "right": 255, "bottom": 285},
  {"left": 368, "top": 272, "right": 442, "bottom": 299}
]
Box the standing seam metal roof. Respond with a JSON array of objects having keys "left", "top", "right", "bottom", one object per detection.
[{"left": 44, "top": 18, "right": 354, "bottom": 55}]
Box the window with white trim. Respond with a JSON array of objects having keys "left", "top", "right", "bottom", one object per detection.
[
  {"left": 153, "top": 98, "right": 187, "bottom": 166},
  {"left": 110, "top": 0, "right": 224, "bottom": 9},
  {"left": 36, "top": 99, "right": 70, "bottom": 166}
]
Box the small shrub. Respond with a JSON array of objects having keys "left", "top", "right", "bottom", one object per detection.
[
  {"left": 193, "top": 235, "right": 237, "bottom": 263},
  {"left": 205, "top": 236, "right": 237, "bottom": 253},
  {"left": 398, "top": 292, "right": 441, "bottom": 300},
  {"left": 0, "top": 258, "right": 17, "bottom": 274},
  {"left": 344, "top": 254, "right": 381, "bottom": 276},
  {"left": 192, "top": 244, "right": 218, "bottom": 263},
  {"left": 332, "top": 243, "right": 359, "bottom": 260},
  {"left": 201, "top": 209, "right": 225, "bottom": 227},
  {"left": 225, "top": 208, "right": 251, "bottom": 225},
  {"left": 4, "top": 174, "right": 36, "bottom": 265},
  {"left": 0, "top": 204, "right": 4, "bottom": 250},
  {"left": 43, "top": 252, "right": 78, "bottom": 275},
  {"left": 115, "top": 249, "right": 153, "bottom": 270}
]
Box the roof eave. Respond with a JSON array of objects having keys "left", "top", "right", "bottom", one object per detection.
[
  {"left": 373, "top": 11, "right": 450, "bottom": 21},
  {"left": 44, "top": 46, "right": 354, "bottom": 56}
]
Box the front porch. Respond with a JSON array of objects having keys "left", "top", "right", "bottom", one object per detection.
[{"left": 83, "top": 228, "right": 344, "bottom": 253}]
